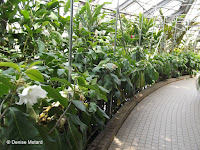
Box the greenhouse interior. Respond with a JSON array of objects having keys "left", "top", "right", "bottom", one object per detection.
[{"left": 1, "top": 0, "right": 200, "bottom": 149}]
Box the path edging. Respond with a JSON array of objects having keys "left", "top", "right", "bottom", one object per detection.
[{"left": 87, "top": 75, "right": 191, "bottom": 150}]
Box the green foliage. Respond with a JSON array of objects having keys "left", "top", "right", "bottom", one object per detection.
[
  {"left": 25, "top": 69, "right": 44, "bottom": 82},
  {"left": 0, "top": 62, "right": 20, "bottom": 72},
  {"left": 0, "top": 0, "right": 200, "bottom": 150}
]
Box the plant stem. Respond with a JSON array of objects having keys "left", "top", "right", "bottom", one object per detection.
[
  {"left": 23, "top": 34, "right": 29, "bottom": 54},
  {"left": 49, "top": 101, "right": 72, "bottom": 134},
  {"left": 0, "top": 95, "right": 9, "bottom": 115},
  {"left": 10, "top": 73, "right": 22, "bottom": 104},
  {"left": 0, "top": 108, "right": 8, "bottom": 125}
]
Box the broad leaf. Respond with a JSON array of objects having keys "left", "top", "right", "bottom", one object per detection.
[
  {"left": 110, "top": 73, "right": 121, "bottom": 85},
  {"left": 50, "top": 77, "right": 72, "bottom": 88},
  {"left": 67, "top": 120, "right": 83, "bottom": 150},
  {"left": 29, "top": 61, "right": 43, "bottom": 68},
  {"left": 72, "top": 100, "right": 88, "bottom": 115},
  {"left": 92, "top": 2, "right": 111, "bottom": 23},
  {"left": 0, "top": 75, "right": 12, "bottom": 96},
  {"left": 42, "top": 85, "right": 68, "bottom": 107},
  {"left": 64, "top": 0, "right": 70, "bottom": 13},
  {"left": 21, "top": 10, "right": 30, "bottom": 19},
  {"left": 69, "top": 114, "right": 87, "bottom": 149},
  {"left": 88, "top": 102, "right": 97, "bottom": 113},
  {"left": 7, "top": 107, "right": 43, "bottom": 149},
  {"left": 25, "top": 69, "right": 44, "bottom": 82},
  {"left": 0, "top": 62, "right": 20, "bottom": 72},
  {"left": 85, "top": 2, "right": 92, "bottom": 20},
  {"left": 37, "top": 40, "right": 45, "bottom": 52}
]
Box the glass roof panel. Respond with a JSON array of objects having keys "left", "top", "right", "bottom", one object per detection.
[
  {"left": 125, "top": 3, "right": 143, "bottom": 14},
  {"left": 79, "top": 0, "right": 200, "bottom": 42}
]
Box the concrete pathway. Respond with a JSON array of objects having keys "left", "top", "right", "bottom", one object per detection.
[{"left": 108, "top": 77, "right": 200, "bottom": 150}]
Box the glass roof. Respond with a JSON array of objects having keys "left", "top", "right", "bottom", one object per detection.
[{"left": 78, "top": 0, "right": 200, "bottom": 45}]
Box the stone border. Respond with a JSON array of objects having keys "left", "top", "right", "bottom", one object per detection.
[{"left": 87, "top": 75, "right": 191, "bottom": 150}]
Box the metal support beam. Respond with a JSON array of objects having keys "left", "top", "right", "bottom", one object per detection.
[
  {"left": 193, "top": 31, "right": 200, "bottom": 51},
  {"left": 144, "top": 0, "right": 172, "bottom": 16},
  {"left": 118, "top": 0, "right": 136, "bottom": 10},
  {"left": 139, "top": 10, "right": 144, "bottom": 46},
  {"left": 150, "top": 18, "right": 155, "bottom": 51},
  {"left": 68, "top": 0, "right": 74, "bottom": 83},
  {"left": 119, "top": 13, "right": 126, "bottom": 52},
  {"left": 172, "top": 17, "right": 178, "bottom": 50},
  {"left": 161, "top": 17, "right": 165, "bottom": 52},
  {"left": 114, "top": 0, "right": 119, "bottom": 55},
  {"left": 152, "top": 32, "right": 164, "bottom": 58},
  {"left": 167, "top": 0, "right": 195, "bottom": 21}
]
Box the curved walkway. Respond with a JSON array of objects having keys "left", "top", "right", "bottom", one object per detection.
[{"left": 109, "top": 77, "right": 200, "bottom": 150}]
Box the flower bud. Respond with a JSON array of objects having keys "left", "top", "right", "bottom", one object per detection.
[
  {"left": 79, "top": 22, "right": 82, "bottom": 31},
  {"left": 80, "top": 94, "right": 85, "bottom": 101}
]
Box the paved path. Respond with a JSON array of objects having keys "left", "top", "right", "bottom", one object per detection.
[{"left": 109, "top": 77, "right": 200, "bottom": 150}]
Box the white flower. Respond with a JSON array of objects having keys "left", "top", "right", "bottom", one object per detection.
[
  {"left": 52, "top": 101, "right": 60, "bottom": 107},
  {"left": 16, "top": 85, "right": 47, "bottom": 106},
  {"left": 79, "top": 22, "right": 82, "bottom": 30},
  {"left": 59, "top": 90, "right": 68, "bottom": 98},
  {"left": 59, "top": 85, "right": 80, "bottom": 98},
  {"left": 31, "top": 66, "right": 38, "bottom": 69},
  {"left": 42, "top": 29, "right": 50, "bottom": 37},
  {"left": 95, "top": 29, "right": 98, "bottom": 37},
  {"left": 112, "top": 64, "right": 118, "bottom": 70}
]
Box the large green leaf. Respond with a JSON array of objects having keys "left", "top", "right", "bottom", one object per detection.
[
  {"left": 97, "top": 106, "right": 109, "bottom": 119},
  {"left": 47, "top": 1, "right": 59, "bottom": 10},
  {"left": 64, "top": 0, "right": 70, "bottom": 13},
  {"left": 0, "top": 84, "right": 9, "bottom": 97},
  {"left": 79, "top": 4, "right": 86, "bottom": 15},
  {"left": 25, "top": 69, "right": 44, "bottom": 82},
  {"left": 21, "top": 10, "right": 30, "bottom": 19},
  {"left": 67, "top": 120, "right": 83, "bottom": 150},
  {"left": 110, "top": 73, "right": 121, "bottom": 85},
  {"left": 36, "top": 125, "right": 66, "bottom": 150},
  {"left": 69, "top": 114, "right": 87, "bottom": 148},
  {"left": 37, "top": 40, "right": 45, "bottom": 52},
  {"left": 0, "top": 75, "right": 12, "bottom": 96},
  {"left": 0, "top": 62, "right": 20, "bottom": 72},
  {"left": 51, "top": 31, "right": 67, "bottom": 42},
  {"left": 24, "top": 24, "right": 33, "bottom": 36},
  {"left": 88, "top": 102, "right": 97, "bottom": 113},
  {"left": 42, "top": 85, "right": 68, "bottom": 107},
  {"left": 77, "top": 77, "right": 107, "bottom": 101},
  {"left": 8, "top": 107, "right": 39, "bottom": 140},
  {"left": 29, "top": 61, "right": 43, "bottom": 68},
  {"left": 85, "top": 2, "right": 92, "bottom": 20},
  {"left": 92, "top": 2, "right": 111, "bottom": 23},
  {"left": 50, "top": 77, "right": 72, "bottom": 88},
  {"left": 7, "top": 107, "right": 43, "bottom": 149},
  {"left": 72, "top": 100, "right": 88, "bottom": 115}
]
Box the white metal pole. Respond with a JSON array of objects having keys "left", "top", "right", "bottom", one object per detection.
[
  {"left": 114, "top": 0, "right": 119, "bottom": 55},
  {"left": 68, "top": 0, "right": 74, "bottom": 83}
]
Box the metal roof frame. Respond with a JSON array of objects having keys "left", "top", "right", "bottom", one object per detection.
[
  {"left": 144, "top": 0, "right": 173, "bottom": 16},
  {"left": 118, "top": 0, "right": 137, "bottom": 10}
]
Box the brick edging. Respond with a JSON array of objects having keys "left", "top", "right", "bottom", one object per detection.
[{"left": 87, "top": 75, "right": 192, "bottom": 150}]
